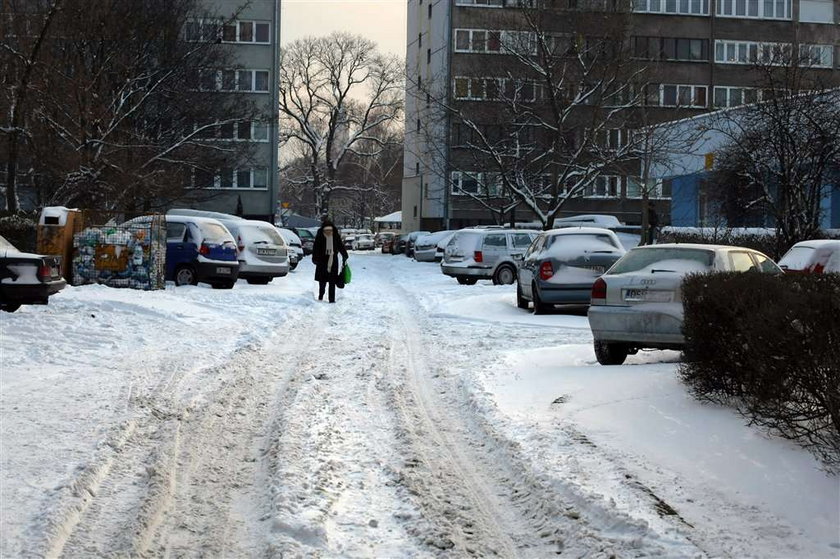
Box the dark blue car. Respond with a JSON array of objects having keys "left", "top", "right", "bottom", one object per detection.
[{"left": 163, "top": 216, "right": 239, "bottom": 288}]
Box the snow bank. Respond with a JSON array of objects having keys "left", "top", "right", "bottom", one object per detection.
[{"left": 472, "top": 344, "right": 840, "bottom": 558}]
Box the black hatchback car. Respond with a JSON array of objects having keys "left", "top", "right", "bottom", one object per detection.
[{"left": 0, "top": 235, "right": 66, "bottom": 312}]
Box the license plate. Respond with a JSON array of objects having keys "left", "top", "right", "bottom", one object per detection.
[
  {"left": 582, "top": 265, "right": 605, "bottom": 273},
  {"left": 257, "top": 248, "right": 275, "bottom": 256},
  {"left": 216, "top": 267, "right": 231, "bottom": 274},
  {"left": 624, "top": 289, "right": 672, "bottom": 302}
]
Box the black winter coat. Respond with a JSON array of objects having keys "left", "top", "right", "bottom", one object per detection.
[{"left": 312, "top": 227, "right": 348, "bottom": 282}]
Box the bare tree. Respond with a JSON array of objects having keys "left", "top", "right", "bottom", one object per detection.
[
  {"left": 416, "top": 2, "right": 654, "bottom": 230},
  {"left": 1, "top": 0, "right": 63, "bottom": 212},
  {"left": 704, "top": 53, "right": 840, "bottom": 254},
  {"left": 278, "top": 32, "right": 404, "bottom": 218},
  {"left": 2, "top": 0, "right": 261, "bottom": 213}
]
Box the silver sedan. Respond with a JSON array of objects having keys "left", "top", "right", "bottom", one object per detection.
[{"left": 588, "top": 243, "right": 782, "bottom": 365}]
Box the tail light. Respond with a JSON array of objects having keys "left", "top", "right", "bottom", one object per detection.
[
  {"left": 199, "top": 243, "right": 210, "bottom": 256},
  {"left": 592, "top": 277, "right": 607, "bottom": 300},
  {"left": 237, "top": 235, "right": 245, "bottom": 253},
  {"left": 539, "top": 261, "right": 554, "bottom": 281},
  {"left": 38, "top": 263, "right": 52, "bottom": 280},
  {"left": 474, "top": 251, "right": 483, "bottom": 263}
]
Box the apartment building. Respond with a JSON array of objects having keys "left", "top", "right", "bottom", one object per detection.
[
  {"left": 190, "top": 0, "right": 282, "bottom": 221},
  {"left": 402, "top": 0, "right": 839, "bottom": 231}
]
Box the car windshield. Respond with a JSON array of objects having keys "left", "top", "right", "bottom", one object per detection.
[
  {"left": 244, "top": 225, "right": 284, "bottom": 245},
  {"left": 198, "top": 222, "right": 233, "bottom": 244},
  {"left": 607, "top": 247, "right": 715, "bottom": 275},
  {"left": 297, "top": 229, "right": 315, "bottom": 240},
  {"left": 0, "top": 235, "right": 17, "bottom": 251},
  {"left": 778, "top": 246, "right": 815, "bottom": 270}
]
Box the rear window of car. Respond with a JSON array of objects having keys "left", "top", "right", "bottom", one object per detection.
[
  {"left": 448, "top": 232, "right": 483, "bottom": 253},
  {"left": 243, "top": 225, "right": 285, "bottom": 245},
  {"left": 198, "top": 222, "right": 234, "bottom": 244},
  {"left": 607, "top": 247, "right": 715, "bottom": 275},
  {"left": 542, "top": 233, "right": 622, "bottom": 260},
  {"left": 778, "top": 246, "right": 814, "bottom": 270},
  {"left": 483, "top": 233, "right": 507, "bottom": 248}
]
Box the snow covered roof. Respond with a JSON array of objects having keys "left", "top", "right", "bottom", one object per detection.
[{"left": 374, "top": 211, "right": 401, "bottom": 223}]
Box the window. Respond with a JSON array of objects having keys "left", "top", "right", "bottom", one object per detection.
[
  {"left": 450, "top": 171, "right": 498, "bottom": 195},
  {"left": 585, "top": 176, "right": 621, "bottom": 198},
  {"left": 717, "top": 0, "right": 789, "bottom": 17},
  {"left": 418, "top": 33, "right": 422, "bottom": 48},
  {"left": 206, "top": 168, "right": 268, "bottom": 189},
  {"left": 714, "top": 40, "right": 795, "bottom": 65},
  {"left": 427, "top": 48, "right": 432, "bottom": 63},
  {"left": 428, "top": 3, "right": 432, "bottom": 17},
  {"left": 455, "top": 0, "right": 505, "bottom": 6},
  {"left": 646, "top": 84, "right": 707, "bottom": 107},
  {"left": 166, "top": 223, "right": 187, "bottom": 242},
  {"left": 634, "top": 0, "right": 709, "bottom": 14},
  {"left": 416, "top": 162, "right": 420, "bottom": 175},
  {"left": 208, "top": 69, "right": 269, "bottom": 93},
  {"left": 799, "top": 44, "right": 834, "bottom": 67},
  {"left": 453, "top": 29, "right": 536, "bottom": 55},
  {"left": 512, "top": 233, "right": 534, "bottom": 249},
  {"left": 637, "top": 37, "right": 710, "bottom": 61},
  {"left": 483, "top": 234, "right": 507, "bottom": 248},
  {"left": 799, "top": 0, "right": 834, "bottom": 23},
  {"left": 729, "top": 251, "right": 757, "bottom": 272},
  {"left": 713, "top": 86, "right": 763, "bottom": 107},
  {"left": 197, "top": 20, "right": 271, "bottom": 44},
  {"left": 453, "top": 76, "right": 513, "bottom": 100},
  {"left": 626, "top": 178, "right": 672, "bottom": 199}
]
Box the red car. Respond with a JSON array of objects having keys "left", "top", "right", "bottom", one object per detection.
[{"left": 778, "top": 240, "right": 840, "bottom": 274}]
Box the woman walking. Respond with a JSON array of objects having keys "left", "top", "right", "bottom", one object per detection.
[{"left": 312, "top": 221, "right": 348, "bottom": 303}]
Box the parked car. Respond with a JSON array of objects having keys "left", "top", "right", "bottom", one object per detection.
[
  {"left": 130, "top": 215, "right": 239, "bottom": 288},
  {"left": 393, "top": 234, "right": 409, "bottom": 255},
  {"left": 376, "top": 231, "right": 396, "bottom": 250},
  {"left": 778, "top": 240, "right": 840, "bottom": 274},
  {"left": 405, "top": 231, "right": 431, "bottom": 258},
  {"left": 414, "top": 230, "right": 456, "bottom": 262},
  {"left": 517, "top": 228, "right": 626, "bottom": 313},
  {"left": 276, "top": 227, "right": 304, "bottom": 271},
  {"left": 0, "top": 235, "right": 66, "bottom": 312},
  {"left": 168, "top": 210, "right": 289, "bottom": 283},
  {"left": 293, "top": 227, "right": 316, "bottom": 255},
  {"left": 343, "top": 235, "right": 356, "bottom": 250},
  {"left": 353, "top": 234, "right": 375, "bottom": 250},
  {"left": 588, "top": 244, "right": 782, "bottom": 365},
  {"left": 442, "top": 229, "right": 538, "bottom": 285}
]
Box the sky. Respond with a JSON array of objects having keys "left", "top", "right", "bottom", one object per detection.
[{"left": 280, "top": 0, "right": 408, "bottom": 57}]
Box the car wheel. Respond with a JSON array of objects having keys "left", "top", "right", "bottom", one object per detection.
[
  {"left": 212, "top": 280, "right": 236, "bottom": 290},
  {"left": 532, "top": 283, "right": 550, "bottom": 314},
  {"left": 1, "top": 303, "right": 21, "bottom": 313},
  {"left": 289, "top": 262, "right": 298, "bottom": 271},
  {"left": 457, "top": 277, "right": 468, "bottom": 285},
  {"left": 463, "top": 278, "right": 478, "bottom": 285},
  {"left": 246, "top": 277, "right": 271, "bottom": 285},
  {"left": 493, "top": 264, "right": 516, "bottom": 286},
  {"left": 175, "top": 265, "right": 198, "bottom": 286},
  {"left": 516, "top": 283, "right": 529, "bottom": 309},
  {"left": 594, "top": 340, "right": 629, "bottom": 366}
]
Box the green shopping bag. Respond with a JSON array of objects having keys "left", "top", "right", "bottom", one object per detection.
[{"left": 343, "top": 263, "right": 352, "bottom": 285}]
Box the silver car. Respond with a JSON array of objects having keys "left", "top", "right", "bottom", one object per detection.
[
  {"left": 442, "top": 228, "right": 538, "bottom": 285},
  {"left": 517, "top": 228, "right": 626, "bottom": 313},
  {"left": 414, "top": 230, "right": 456, "bottom": 262},
  {"left": 588, "top": 243, "right": 782, "bottom": 365}
]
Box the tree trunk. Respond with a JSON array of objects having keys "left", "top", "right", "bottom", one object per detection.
[{"left": 5, "top": 132, "right": 20, "bottom": 213}]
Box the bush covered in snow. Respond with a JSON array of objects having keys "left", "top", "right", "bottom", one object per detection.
[
  {"left": 0, "top": 212, "right": 37, "bottom": 252},
  {"left": 680, "top": 272, "right": 840, "bottom": 472}
]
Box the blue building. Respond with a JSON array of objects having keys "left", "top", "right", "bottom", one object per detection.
[{"left": 649, "top": 93, "right": 840, "bottom": 230}]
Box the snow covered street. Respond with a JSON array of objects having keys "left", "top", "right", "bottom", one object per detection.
[{"left": 2, "top": 252, "right": 838, "bottom": 558}]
